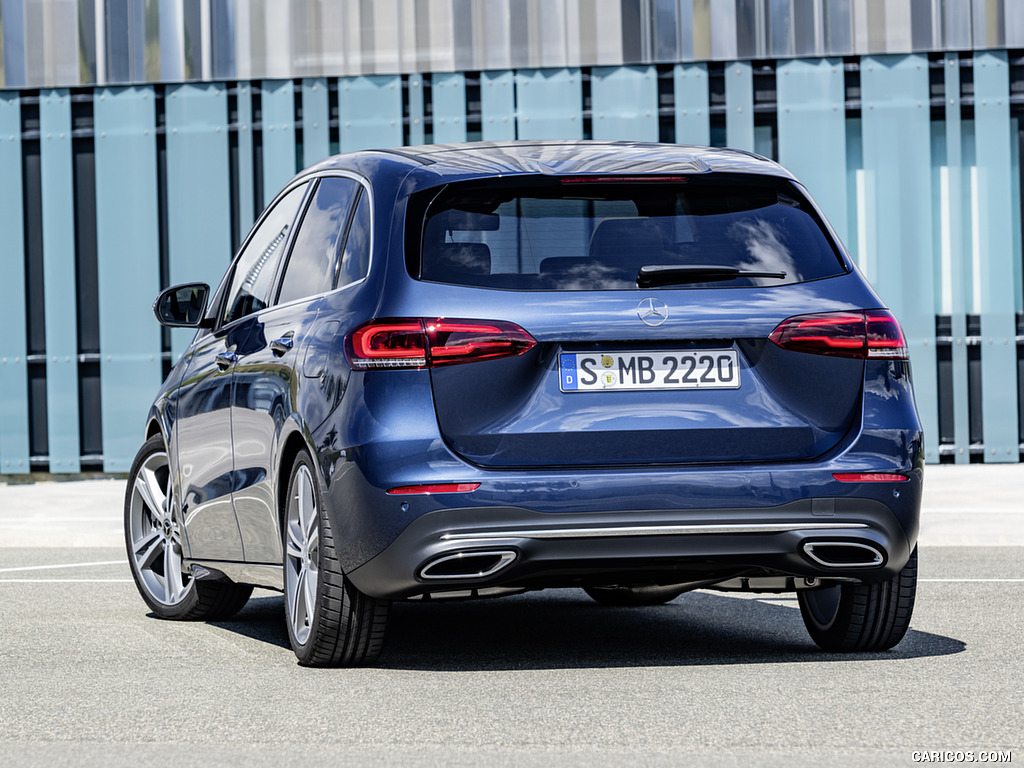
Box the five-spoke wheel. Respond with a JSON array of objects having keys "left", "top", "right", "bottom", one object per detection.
[
  {"left": 126, "top": 437, "right": 193, "bottom": 612},
  {"left": 284, "top": 462, "right": 320, "bottom": 646},
  {"left": 125, "top": 435, "right": 252, "bottom": 620},
  {"left": 283, "top": 449, "right": 389, "bottom": 666}
]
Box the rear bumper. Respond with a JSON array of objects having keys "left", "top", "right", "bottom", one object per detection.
[{"left": 346, "top": 497, "right": 916, "bottom": 600}]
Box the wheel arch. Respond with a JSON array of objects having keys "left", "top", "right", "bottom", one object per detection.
[
  {"left": 276, "top": 428, "right": 316, "bottom": 524},
  {"left": 145, "top": 418, "right": 163, "bottom": 441}
]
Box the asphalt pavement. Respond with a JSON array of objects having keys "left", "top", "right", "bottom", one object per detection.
[{"left": 0, "top": 464, "right": 1021, "bottom": 767}]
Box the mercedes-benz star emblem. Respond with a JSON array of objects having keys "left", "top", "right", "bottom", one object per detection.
[{"left": 637, "top": 298, "right": 669, "bottom": 327}]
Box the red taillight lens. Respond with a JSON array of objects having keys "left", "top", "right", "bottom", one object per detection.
[
  {"left": 348, "top": 322, "right": 428, "bottom": 368},
  {"left": 426, "top": 320, "right": 535, "bottom": 366},
  {"left": 864, "top": 310, "right": 908, "bottom": 359},
  {"left": 769, "top": 310, "right": 908, "bottom": 360},
  {"left": 347, "top": 319, "right": 536, "bottom": 369},
  {"left": 386, "top": 483, "right": 481, "bottom": 495},
  {"left": 832, "top": 473, "right": 909, "bottom": 482}
]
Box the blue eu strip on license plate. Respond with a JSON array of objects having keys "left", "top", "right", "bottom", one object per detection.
[{"left": 559, "top": 350, "right": 740, "bottom": 392}]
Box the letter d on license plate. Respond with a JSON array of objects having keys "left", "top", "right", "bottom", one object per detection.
[{"left": 559, "top": 350, "right": 740, "bottom": 392}]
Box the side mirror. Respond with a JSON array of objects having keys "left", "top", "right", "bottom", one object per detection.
[{"left": 153, "top": 283, "right": 211, "bottom": 328}]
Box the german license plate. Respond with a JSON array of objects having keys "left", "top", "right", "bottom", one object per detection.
[{"left": 559, "top": 350, "right": 740, "bottom": 392}]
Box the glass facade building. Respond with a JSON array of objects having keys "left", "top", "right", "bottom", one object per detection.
[{"left": 0, "top": 0, "right": 1022, "bottom": 472}]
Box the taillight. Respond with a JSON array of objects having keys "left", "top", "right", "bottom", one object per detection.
[
  {"left": 347, "top": 319, "right": 536, "bottom": 370},
  {"left": 768, "top": 310, "right": 908, "bottom": 360},
  {"left": 348, "top": 321, "right": 428, "bottom": 368}
]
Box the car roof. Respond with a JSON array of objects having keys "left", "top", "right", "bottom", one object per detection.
[{"left": 304, "top": 140, "right": 796, "bottom": 187}]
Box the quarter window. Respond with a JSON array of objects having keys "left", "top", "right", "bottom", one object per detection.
[
  {"left": 223, "top": 184, "right": 308, "bottom": 324},
  {"left": 337, "top": 191, "right": 370, "bottom": 288}
]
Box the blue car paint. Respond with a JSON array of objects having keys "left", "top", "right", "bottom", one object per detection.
[{"left": 142, "top": 141, "right": 921, "bottom": 602}]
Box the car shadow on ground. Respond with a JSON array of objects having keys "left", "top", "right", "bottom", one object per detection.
[{"left": 210, "top": 588, "right": 965, "bottom": 670}]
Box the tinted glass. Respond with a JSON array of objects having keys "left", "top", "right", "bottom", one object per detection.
[
  {"left": 337, "top": 191, "right": 370, "bottom": 288},
  {"left": 416, "top": 176, "right": 845, "bottom": 290},
  {"left": 223, "top": 184, "right": 307, "bottom": 323},
  {"left": 277, "top": 177, "right": 361, "bottom": 305}
]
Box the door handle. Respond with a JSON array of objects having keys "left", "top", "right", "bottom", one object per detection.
[
  {"left": 215, "top": 350, "right": 238, "bottom": 370},
  {"left": 271, "top": 332, "right": 295, "bottom": 356}
]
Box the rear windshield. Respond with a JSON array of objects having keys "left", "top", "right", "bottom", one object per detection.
[{"left": 411, "top": 175, "right": 847, "bottom": 290}]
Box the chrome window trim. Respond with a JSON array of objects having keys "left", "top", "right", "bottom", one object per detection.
[
  {"left": 266, "top": 169, "right": 375, "bottom": 314},
  {"left": 212, "top": 177, "right": 315, "bottom": 333}
]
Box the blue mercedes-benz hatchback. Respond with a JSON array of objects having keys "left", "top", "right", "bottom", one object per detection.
[{"left": 126, "top": 141, "right": 921, "bottom": 666}]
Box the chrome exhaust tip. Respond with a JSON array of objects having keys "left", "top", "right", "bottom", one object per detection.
[
  {"left": 419, "top": 550, "right": 518, "bottom": 580},
  {"left": 803, "top": 541, "right": 884, "bottom": 568}
]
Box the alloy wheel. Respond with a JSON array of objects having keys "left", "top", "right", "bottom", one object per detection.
[
  {"left": 284, "top": 464, "right": 320, "bottom": 646},
  {"left": 128, "top": 449, "right": 191, "bottom": 607}
]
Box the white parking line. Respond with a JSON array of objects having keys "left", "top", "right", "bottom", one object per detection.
[
  {"left": 1, "top": 516, "right": 122, "bottom": 522},
  {"left": 0, "top": 560, "right": 126, "bottom": 573},
  {"left": 921, "top": 581, "right": 1024, "bottom": 585},
  {"left": 0, "top": 579, "right": 132, "bottom": 583}
]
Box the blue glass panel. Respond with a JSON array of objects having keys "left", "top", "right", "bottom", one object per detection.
[
  {"left": 338, "top": 75, "right": 402, "bottom": 152},
  {"left": 432, "top": 72, "right": 467, "bottom": 144},
  {"left": 860, "top": 54, "right": 939, "bottom": 463},
  {"left": 844, "top": 118, "right": 863, "bottom": 272},
  {"left": 591, "top": 65, "right": 658, "bottom": 142},
  {"left": 1, "top": 0, "right": 26, "bottom": 87},
  {"left": 39, "top": 89, "right": 79, "bottom": 472},
  {"left": 260, "top": 79, "right": 297, "bottom": 205},
  {"left": 776, "top": 58, "right": 848, "bottom": 242},
  {"left": 943, "top": 54, "right": 969, "bottom": 463},
  {"left": 1013, "top": 117, "right": 1023, "bottom": 314},
  {"left": 94, "top": 86, "right": 163, "bottom": 472},
  {"left": 0, "top": 93, "right": 30, "bottom": 473},
  {"left": 724, "top": 61, "right": 754, "bottom": 151},
  {"left": 673, "top": 63, "right": 710, "bottom": 145},
  {"left": 408, "top": 74, "right": 425, "bottom": 145},
  {"left": 302, "top": 78, "right": 330, "bottom": 168},
  {"left": 754, "top": 125, "right": 773, "bottom": 158},
  {"left": 515, "top": 68, "right": 583, "bottom": 140},
  {"left": 481, "top": 70, "right": 515, "bottom": 141},
  {"left": 235, "top": 82, "right": 255, "bottom": 236},
  {"left": 165, "top": 83, "right": 232, "bottom": 363},
  {"left": 972, "top": 51, "right": 1018, "bottom": 462}
]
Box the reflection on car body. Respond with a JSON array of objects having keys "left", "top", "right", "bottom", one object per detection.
[{"left": 124, "top": 141, "right": 922, "bottom": 666}]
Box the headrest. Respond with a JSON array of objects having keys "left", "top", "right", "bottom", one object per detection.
[
  {"left": 588, "top": 218, "right": 663, "bottom": 261},
  {"left": 428, "top": 242, "right": 492, "bottom": 276}
]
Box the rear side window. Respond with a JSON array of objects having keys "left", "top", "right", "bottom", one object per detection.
[
  {"left": 413, "top": 176, "right": 846, "bottom": 290},
  {"left": 277, "top": 177, "right": 362, "bottom": 305}
]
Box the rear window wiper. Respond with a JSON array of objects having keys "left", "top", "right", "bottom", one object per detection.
[{"left": 637, "top": 264, "right": 787, "bottom": 288}]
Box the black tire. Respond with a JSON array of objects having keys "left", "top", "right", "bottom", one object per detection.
[
  {"left": 798, "top": 546, "right": 918, "bottom": 652},
  {"left": 583, "top": 584, "right": 685, "bottom": 606},
  {"left": 125, "top": 435, "right": 253, "bottom": 621},
  {"left": 282, "top": 449, "right": 389, "bottom": 667}
]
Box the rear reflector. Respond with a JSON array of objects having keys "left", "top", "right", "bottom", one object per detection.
[
  {"left": 769, "top": 310, "right": 908, "bottom": 360},
  {"left": 348, "top": 318, "right": 535, "bottom": 370},
  {"left": 832, "top": 473, "right": 909, "bottom": 483},
  {"left": 386, "top": 483, "right": 481, "bottom": 495}
]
